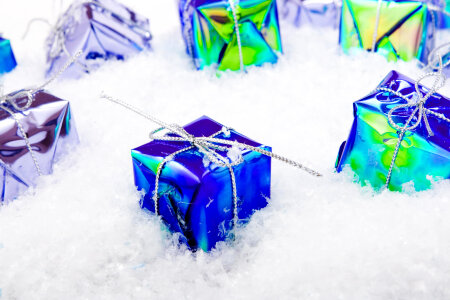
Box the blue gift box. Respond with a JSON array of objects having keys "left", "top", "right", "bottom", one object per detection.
[
  {"left": 0, "top": 37, "right": 17, "bottom": 74},
  {"left": 131, "top": 116, "right": 271, "bottom": 251},
  {"left": 335, "top": 70, "right": 450, "bottom": 191}
]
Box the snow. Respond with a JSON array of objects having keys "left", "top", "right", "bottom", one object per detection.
[{"left": 1, "top": 0, "right": 450, "bottom": 299}]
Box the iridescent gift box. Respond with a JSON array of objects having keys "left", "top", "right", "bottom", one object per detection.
[
  {"left": 335, "top": 71, "right": 450, "bottom": 192},
  {"left": 46, "top": 0, "right": 152, "bottom": 78},
  {"left": 339, "top": 0, "right": 434, "bottom": 63},
  {"left": 281, "top": 0, "right": 341, "bottom": 28},
  {"left": 132, "top": 116, "right": 271, "bottom": 251},
  {"left": 434, "top": 0, "right": 450, "bottom": 28},
  {"left": 178, "top": 0, "right": 283, "bottom": 71},
  {"left": 0, "top": 90, "right": 78, "bottom": 202},
  {"left": 0, "top": 37, "right": 17, "bottom": 74}
]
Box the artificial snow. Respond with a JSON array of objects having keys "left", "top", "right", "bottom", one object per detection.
[{"left": 1, "top": 0, "right": 450, "bottom": 299}]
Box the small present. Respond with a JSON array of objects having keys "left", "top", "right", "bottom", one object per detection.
[
  {"left": 421, "top": 43, "right": 450, "bottom": 77},
  {"left": 281, "top": 0, "right": 341, "bottom": 28},
  {"left": 339, "top": 0, "right": 435, "bottom": 63},
  {"left": 0, "top": 36, "right": 17, "bottom": 74},
  {"left": 178, "top": 0, "right": 283, "bottom": 71},
  {"left": 46, "top": 0, "right": 152, "bottom": 78},
  {"left": 132, "top": 116, "right": 272, "bottom": 251},
  {"left": 0, "top": 90, "right": 78, "bottom": 202},
  {"left": 335, "top": 70, "right": 450, "bottom": 192}
]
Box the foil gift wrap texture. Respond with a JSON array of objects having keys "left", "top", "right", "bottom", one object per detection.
[
  {"left": 46, "top": 0, "right": 152, "bottom": 78},
  {"left": 434, "top": 0, "right": 450, "bottom": 28},
  {"left": 339, "top": 0, "right": 434, "bottom": 63},
  {"left": 335, "top": 71, "right": 450, "bottom": 192},
  {"left": 132, "top": 116, "right": 271, "bottom": 251},
  {"left": 0, "top": 90, "right": 78, "bottom": 202},
  {"left": 0, "top": 37, "right": 17, "bottom": 74},
  {"left": 281, "top": 0, "right": 341, "bottom": 27},
  {"left": 178, "top": 0, "right": 283, "bottom": 71}
]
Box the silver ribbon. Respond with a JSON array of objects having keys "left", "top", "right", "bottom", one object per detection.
[
  {"left": 101, "top": 93, "right": 322, "bottom": 229},
  {"left": 375, "top": 56, "right": 449, "bottom": 189},
  {"left": 0, "top": 51, "right": 82, "bottom": 177},
  {"left": 182, "top": 0, "right": 244, "bottom": 71}
]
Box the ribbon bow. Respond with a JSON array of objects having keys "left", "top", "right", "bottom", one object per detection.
[
  {"left": 101, "top": 93, "right": 322, "bottom": 229},
  {"left": 0, "top": 51, "right": 82, "bottom": 177},
  {"left": 376, "top": 56, "right": 449, "bottom": 189}
]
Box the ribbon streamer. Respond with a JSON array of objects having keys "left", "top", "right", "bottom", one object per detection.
[
  {"left": 0, "top": 50, "right": 82, "bottom": 176},
  {"left": 101, "top": 93, "right": 322, "bottom": 229},
  {"left": 375, "top": 56, "right": 449, "bottom": 189}
]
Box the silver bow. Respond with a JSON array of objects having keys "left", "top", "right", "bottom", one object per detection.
[
  {"left": 0, "top": 51, "right": 82, "bottom": 177},
  {"left": 376, "top": 56, "right": 449, "bottom": 189}
]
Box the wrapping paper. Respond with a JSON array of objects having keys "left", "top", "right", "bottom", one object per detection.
[
  {"left": 178, "top": 0, "right": 283, "bottom": 71},
  {"left": 46, "top": 0, "right": 152, "bottom": 78},
  {"left": 132, "top": 116, "right": 271, "bottom": 251},
  {"left": 0, "top": 37, "right": 17, "bottom": 74},
  {"left": 339, "top": 0, "right": 434, "bottom": 63},
  {"left": 0, "top": 90, "right": 78, "bottom": 202},
  {"left": 335, "top": 70, "right": 450, "bottom": 191}
]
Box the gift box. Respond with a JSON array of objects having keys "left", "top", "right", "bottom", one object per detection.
[
  {"left": 178, "top": 0, "right": 283, "bottom": 71},
  {"left": 0, "top": 90, "right": 78, "bottom": 202},
  {"left": 281, "top": 0, "right": 341, "bottom": 28},
  {"left": 339, "top": 0, "right": 435, "bottom": 63},
  {"left": 46, "top": 0, "right": 152, "bottom": 78},
  {"left": 335, "top": 70, "right": 450, "bottom": 191},
  {"left": 0, "top": 37, "right": 17, "bottom": 74},
  {"left": 434, "top": 0, "right": 450, "bottom": 28},
  {"left": 132, "top": 116, "right": 271, "bottom": 251}
]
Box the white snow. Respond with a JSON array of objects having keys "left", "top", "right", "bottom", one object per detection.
[{"left": 1, "top": 0, "right": 450, "bottom": 299}]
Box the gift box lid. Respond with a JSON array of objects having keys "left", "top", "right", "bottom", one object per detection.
[{"left": 132, "top": 116, "right": 267, "bottom": 177}]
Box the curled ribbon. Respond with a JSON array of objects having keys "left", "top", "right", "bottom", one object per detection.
[
  {"left": 0, "top": 51, "right": 82, "bottom": 177},
  {"left": 376, "top": 56, "right": 450, "bottom": 189},
  {"left": 101, "top": 93, "right": 322, "bottom": 229}
]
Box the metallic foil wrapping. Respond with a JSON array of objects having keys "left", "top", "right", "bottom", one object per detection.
[
  {"left": 178, "top": 0, "right": 283, "bottom": 71},
  {"left": 0, "top": 90, "right": 78, "bottom": 203},
  {"left": 281, "top": 0, "right": 341, "bottom": 28},
  {"left": 335, "top": 71, "right": 450, "bottom": 192},
  {"left": 0, "top": 37, "right": 17, "bottom": 75},
  {"left": 339, "top": 0, "right": 435, "bottom": 63},
  {"left": 132, "top": 116, "right": 271, "bottom": 251},
  {"left": 46, "top": 0, "right": 152, "bottom": 78}
]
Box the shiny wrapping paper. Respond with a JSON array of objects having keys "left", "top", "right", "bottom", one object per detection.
[
  {"left": 46, "top": 0, "right": 152, "bottom": 78},
  {"left": 339, "top": 0, "right": 434, "bottom": 63},
  {"left": 132, "top": 116, "right": 271, "bottom": 251},
  {"left": 0, "top": 37, "right": 17, "bottom": 74},
  {"left": 434, "top": 0, "right": 450, "bottom": 28},
  {"left": 281, "top": 0, "right": 341, "bottom": 28},
  {"left": 0, "top": 90, "right": 78, "bottom": 202},
  {"left": 335, "top": 71, "right": 450, "bottom": 191},
  {"left": 178, "top": 0, "right": 283, "bottom": 71}
]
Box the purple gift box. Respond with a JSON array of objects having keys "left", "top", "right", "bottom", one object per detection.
[
  {"left": 0, "top": 90, "right": 78, "bottom": 203},
  {"left": 46, "top": 0, "right": 152, "bottom": 78},
  {"left": 281, "top": 0, "right": 341, "bottom": 28}
]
